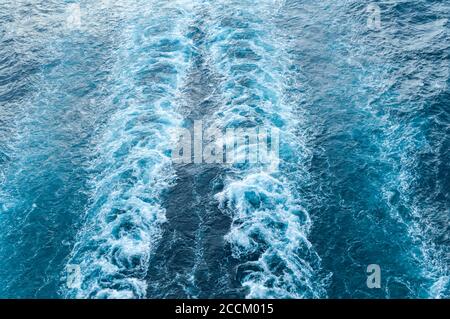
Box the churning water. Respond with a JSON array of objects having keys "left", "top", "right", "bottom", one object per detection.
[{"left": 0, "top": 0, "right": 448, "bottom": 298}]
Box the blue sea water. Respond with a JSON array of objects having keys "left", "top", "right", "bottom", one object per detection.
[{"left": 0, "top": 0, "right": 448, "bottom": 298}]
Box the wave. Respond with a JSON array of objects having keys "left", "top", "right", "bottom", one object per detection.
[
  {"left": 0, "top": 0, "right": 121, "bottom": 297},
  {"left": 63, "top": 0, "right": 194, "bottom": 299},
  {"left": 208, "top": 0, "right": 328, "bottom": 298},
  {"left": 342, "top": 0, "right": 450, "bottom": 297}
]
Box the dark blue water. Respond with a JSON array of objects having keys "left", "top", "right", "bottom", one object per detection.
[{"left": 0, "top": 0, "right": 448, "bottom": 298}]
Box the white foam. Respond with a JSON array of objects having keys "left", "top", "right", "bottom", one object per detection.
[
  {"left": 63, "top": 1, "right": 194, "bottom": 299},
  {"left": 209, "top": 2, "right": 327, "bottom": 298}
]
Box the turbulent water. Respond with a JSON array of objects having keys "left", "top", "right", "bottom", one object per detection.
[{"left": 0, "top": 0, "right": 448, "bottom": 298}]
